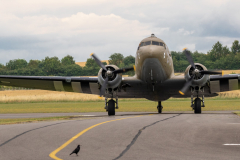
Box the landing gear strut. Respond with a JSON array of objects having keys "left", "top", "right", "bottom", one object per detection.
[
  {"left": 157, "top": 101, "right": 163, "bottom": 113},
  {"left": 191, "top": 87, "right": 205, "bottom": 114}
]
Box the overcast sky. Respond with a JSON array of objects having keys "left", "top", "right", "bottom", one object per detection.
[{"left": 0, "top": 0, "right": 239, "bottom": 64}]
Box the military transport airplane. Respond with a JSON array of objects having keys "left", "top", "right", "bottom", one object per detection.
[{"left": 0, "top": 34, "right": 237, "bottom": 115}]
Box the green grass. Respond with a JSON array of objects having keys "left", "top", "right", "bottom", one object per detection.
[
  {"left": 0, "top": 116, "right": 79, "bottom": 125},
  {"left": 0, "top": 99, "right": 240, "bottom": 114},
  {"left": 234, "top": 111, "right": 240, "bottom": 116}
]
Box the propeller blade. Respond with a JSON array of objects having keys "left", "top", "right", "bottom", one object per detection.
[
  {"left": 179, "top": 76, "right": 194, "bottom": 95},
  {"left": 100, "top": 76, "right": 108, "bottom": 96},
  {"left": 113, "top": 66, "right": 135, "bottom": 74},
  {"left": 90, "top": 53, "right": 107, "bottom": 71},
  {"left": 183, "top": 48, "right": 195, "bottom": 69},
  {"left": 200, "top": 70, "right": 222, "bottom": 75}
]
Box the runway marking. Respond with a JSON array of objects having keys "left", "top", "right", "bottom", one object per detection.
[
  {"left": 49, "top": 115, "right": 145, "bottom": 160},
  {"left": 224, "top": 144, "right": 240, "bottom": 145}
]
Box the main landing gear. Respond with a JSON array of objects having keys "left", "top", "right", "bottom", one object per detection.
[
  {"left": 191, "top": 87, "right": 205, "bottom": 114},
  {"left": 157, "top": 101, "right": 163, "bottom": 113},
  {"left": 105, "top": 97, "right": 118, "bottom": 116}
]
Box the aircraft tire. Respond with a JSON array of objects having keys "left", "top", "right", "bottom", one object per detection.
[
  {"left": 157, "top": 105, "right": 162, "bottom": 113},
  {"left": 108, "top": 99, "right": 115, "bottom": 116},
  {"left": 194, "top": 98, "right": 201, "bottom": 114}
]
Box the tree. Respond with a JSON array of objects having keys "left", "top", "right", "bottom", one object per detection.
[
  {"left": 83, "top": 58, "right": 101, "bottom": 76},
  {"left": 0, "top": 64, "right": 5, "bottom": 69},
  {"left": 61, "top": 55, "right": 75, "bottom": 65},
  {"left": 231, "top": 40, "right": 240, "bottom": 55},
  {"left": 109, "top": 53, "right": 124, "bottom": 66},
  {"left": 123, "top": 55, "right": 135, "bottom": 66},
  {"left": 41, "top": 56, "right": 61, "bottom": 75},
  {"left": 28, "top": 60, "right": 41, "bottom": 68},
  {"left": 6, "top": 59, "right": 28, "bottom": 70},
  {"left": 207, "top": 41, "right": 223, "bottom": 61},
  {"left": 222, "top": 46, "right": 230, "bottom": 56},
  {"left": 58, "top": 64, "right": 83, "bottom": 76}
]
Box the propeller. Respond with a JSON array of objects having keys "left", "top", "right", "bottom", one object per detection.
[
  {"left": 179, "top": 49, "right": 222, "bottom": 95},
  {"left": 90, "top": 53, "right": 135, "bottom": 96}
]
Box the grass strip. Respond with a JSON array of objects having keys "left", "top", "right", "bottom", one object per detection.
[
  {"left": 0, "top": 116, "right": 78, "bottom": 125},
  {"left": 0, "top": 99, "right": 240, "bottom": 114},
  {"left": 234, "top": 112, "right": 240, "bottom": 116}
]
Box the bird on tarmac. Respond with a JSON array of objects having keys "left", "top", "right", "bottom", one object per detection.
[{"left": 70, "top": 145, "right": 80, "bottom": 156}]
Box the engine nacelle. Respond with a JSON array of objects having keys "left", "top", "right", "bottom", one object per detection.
[
  {"left": 98, "top": 65, "right": 122, "bottom": 89},
  {"left": 184, "top": 63, "right": 209, "bottom": 87}
]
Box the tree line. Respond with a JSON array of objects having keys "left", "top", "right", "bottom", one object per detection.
[
  {"left": 0, "top": 40, "right": 239, "bottom": 76},
  {"left": 0, "top": 54, "right": 135, "bottom": 76},
  {"left": 172, "top": 40, "right": 240, "bottom": 72}
]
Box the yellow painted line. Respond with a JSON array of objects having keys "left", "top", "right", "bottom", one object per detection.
[{"left": 49, "top": 115, "right": 144, "bottom": 160}]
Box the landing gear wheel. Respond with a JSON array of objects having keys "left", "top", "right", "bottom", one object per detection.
[
  {"left": 157, "top": 101, "right": 163, "bottom": 113},
  {"left": 194, "top": 98, "right": 201, "bottom": 114},
  {"left": 157, "top": 106, "right": 163, "bottom": 113},
  {"left": 108, "top": 99, "right": 115, "bottom": 116}
]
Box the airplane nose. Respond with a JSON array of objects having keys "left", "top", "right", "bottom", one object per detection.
[{"left": 143, "top": 46, "right": 165, "bottom": 58}]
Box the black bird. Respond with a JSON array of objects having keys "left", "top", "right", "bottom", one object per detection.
[{"left": 70, "top": 145, "right": 80, "bottom": 156}]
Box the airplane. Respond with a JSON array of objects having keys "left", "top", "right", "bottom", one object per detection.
[{"left": 0, "top": 34, "right": 238, "bottom": 116}]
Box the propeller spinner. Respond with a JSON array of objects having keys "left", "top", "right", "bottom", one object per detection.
[
  {"left": 90, "top": 53, "right": 135, "bottom": 96},
  {"left": 179, "top": 49, "right": 222, "bottom": 95}
]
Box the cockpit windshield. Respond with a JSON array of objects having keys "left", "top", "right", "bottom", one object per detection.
[{"left": 138, "top": 41, "right": 166, "bottom": 50}]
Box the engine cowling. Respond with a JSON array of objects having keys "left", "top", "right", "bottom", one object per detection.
[
  {"left": 184, "top": 63, "right": 209, "bottom": 87},
  {"left": 98, "top": 65, "right": 122, "bottom": 89}
]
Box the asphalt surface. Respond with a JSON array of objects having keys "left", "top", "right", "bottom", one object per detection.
[{"left": 0, "top": 111, "right": 240, "bottom": 160}]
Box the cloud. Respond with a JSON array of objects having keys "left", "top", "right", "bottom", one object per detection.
[
  {"left": 0, "top": 0, "right": 240, "bottom": 64},
  {"left": 0, "top": 12, "right": 154, "bottom": 63}
]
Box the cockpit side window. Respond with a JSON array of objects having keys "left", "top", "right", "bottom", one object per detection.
[
  {"left": 159, "top": 42, "right": 166, "bottom": 49},
  {"left": 140, "top": 42, "right": 145, "bottom": 47},
  {"left": 138, "top": 41, "right": 151, "bottom": 49},
  {"left": 139, "top": 41, "right": 166, "bottom": 49},
  {"left": 145, "top": 41, "right": 151, "bottom": 45}
]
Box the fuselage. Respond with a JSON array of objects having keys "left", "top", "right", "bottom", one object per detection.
[{"left": 135, "top": 34, "right": 174, "bottom": 84}]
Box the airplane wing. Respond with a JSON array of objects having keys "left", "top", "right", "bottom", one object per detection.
[
  {"left": 170, "top": 74, "right": 240, "bottom": 98},
  {"left": 209, "top": 74, "right": 240, "bottom": 93},
  {"left": 0, "top": 75, "right": 99, "bottom": 94},
  {"left": 0, "top": 75, "right": 149, "bottom": 98}
]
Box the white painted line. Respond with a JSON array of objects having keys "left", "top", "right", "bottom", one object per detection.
[{"left": 223, "top": 144, "right": 240, "bottom": 145}]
